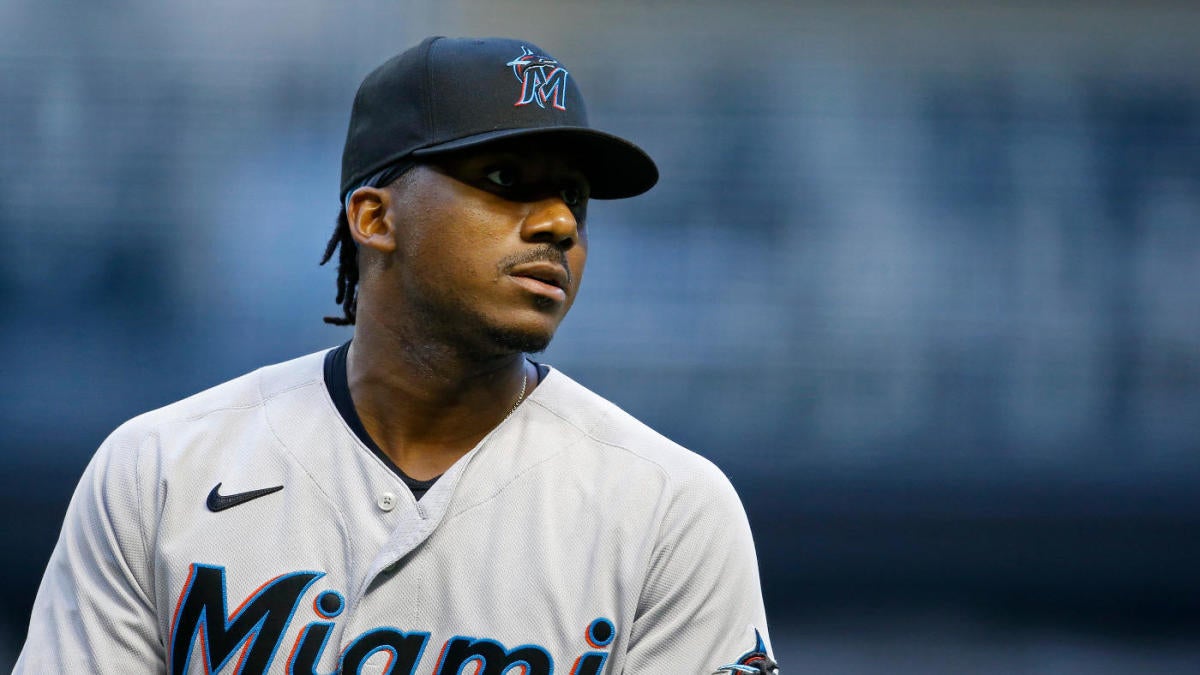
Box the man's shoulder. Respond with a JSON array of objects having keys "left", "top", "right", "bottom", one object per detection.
[
  {"left": 109, "top": 348, "right": 330, "bottom": 444},
  {"left": 530, "top": 367, "right": 728, "bottom": 487}
]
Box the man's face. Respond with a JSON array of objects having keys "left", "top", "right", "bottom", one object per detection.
[{"left": 379, "top": 144, "right": 590, "bottom": 356}]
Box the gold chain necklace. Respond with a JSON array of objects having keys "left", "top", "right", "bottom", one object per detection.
[{"left": 506, "top": 366, "right": 529, "bottom": 418}]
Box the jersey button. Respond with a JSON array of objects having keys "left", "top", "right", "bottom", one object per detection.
[{"left": 377, "top": 492, "right": 397, "bottom": 512}]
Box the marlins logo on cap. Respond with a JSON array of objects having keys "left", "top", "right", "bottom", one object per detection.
[
  {"left": 507, "top": 46, "right": 569, "bottom": 111},
  {"left": 340, "top": 36, "right": 657, "bottom": 202}
]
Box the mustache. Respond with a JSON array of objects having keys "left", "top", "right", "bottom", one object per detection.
[{"left": 499, "top": 245, "right": 572, "bottom": 285}]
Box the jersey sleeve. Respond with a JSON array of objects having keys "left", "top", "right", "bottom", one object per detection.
[
  {"left": 15, "top": 426, "right": 164, "bottom": 672},
  {"left": 624, "top": 460, "right": 777, "bottom": 674}
]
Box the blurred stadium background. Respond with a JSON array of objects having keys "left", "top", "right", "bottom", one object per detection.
[{"left": 2, "top": 1, "right": 1198, "bottom": 671}]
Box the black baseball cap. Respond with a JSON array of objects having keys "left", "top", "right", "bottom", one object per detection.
[{"left": 340, "top": 36, "right": 658, "bottom": 202}]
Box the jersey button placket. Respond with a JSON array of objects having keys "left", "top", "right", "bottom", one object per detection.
[{"left": 377, "top": 491, "right": 397, "bottom": 512}]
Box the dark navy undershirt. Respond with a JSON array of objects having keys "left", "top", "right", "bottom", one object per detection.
[
  {"left": 324, "top": 342, "right": 439, "bottom": 500},
  {"left": 323, "top": 342, "right": 547, "bottom": 500}
]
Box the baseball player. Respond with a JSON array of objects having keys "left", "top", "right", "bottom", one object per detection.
[{"left": 17, "top": 36, "right": 776, "bottom": 674}]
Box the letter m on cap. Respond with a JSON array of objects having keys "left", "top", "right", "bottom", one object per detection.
[
  {"left": 516, "top": 65, "right": 569, "bottom": 110},
  {"left": 170, "top": 564, "right": 322, "bottom": 675}
]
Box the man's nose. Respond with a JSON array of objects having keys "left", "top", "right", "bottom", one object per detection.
[{"left": 520, "top": 197, "right": 580, "bottom": 250}]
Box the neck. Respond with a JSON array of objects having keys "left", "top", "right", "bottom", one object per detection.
[{"left": 345, "top": 312, "right": 533, "bottom": 480}]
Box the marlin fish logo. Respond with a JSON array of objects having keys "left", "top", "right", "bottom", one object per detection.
[
  {"left": 506, "top": 46, "right": 569, "bottom": 110},
  {"left": 713, "top": 629, "right": 779, "bottom": 674}
]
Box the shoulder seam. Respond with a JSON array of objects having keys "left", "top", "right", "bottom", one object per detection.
[
  {"left": 181, "top": 378, "right": 320, "bottom": 423},
  {"left": 527, "top": 396, "right": 681, "bottom": 483}
]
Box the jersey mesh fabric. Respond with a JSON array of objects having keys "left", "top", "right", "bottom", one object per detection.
[{"left": 16, "top": 348, "right": 772, "bottom": 674}]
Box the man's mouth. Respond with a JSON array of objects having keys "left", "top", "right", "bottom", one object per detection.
[
  {"left": 508, "top": 262, "right": 570, "bottom": 301},
  {"left": 508, "top": 262, "right": 569, "bottom": 290}
]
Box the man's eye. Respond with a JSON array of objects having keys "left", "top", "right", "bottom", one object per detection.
[
  {"left": 485, "top": 168, "right": 517, "bottom": 187},
  {"left": 560, "top": 185, "right": 585, "bottom": 207}
]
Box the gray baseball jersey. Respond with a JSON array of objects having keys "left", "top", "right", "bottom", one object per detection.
[{"left": 17, "top": 348, "right": 774, "bottom": 674}]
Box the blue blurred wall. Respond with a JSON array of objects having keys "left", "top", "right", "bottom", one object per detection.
[{"left": 2, "top": 1, "right": 1198, "bottom": 671}]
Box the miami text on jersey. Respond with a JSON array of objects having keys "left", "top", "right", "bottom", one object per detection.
[{"left": 170, "top": 563, "right": 613, "bottom": 674}]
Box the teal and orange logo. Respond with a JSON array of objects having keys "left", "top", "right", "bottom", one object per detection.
[
  {"left": 506, "top": 46, "right": 569, "bottom": 111},
  {"left": 714, "top": 629, "right": 778, "bottom": 674}
]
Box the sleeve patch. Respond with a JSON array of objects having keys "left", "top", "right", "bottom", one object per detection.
[{"left": 712, "top": 628, "right": 778, "bottom": 674}]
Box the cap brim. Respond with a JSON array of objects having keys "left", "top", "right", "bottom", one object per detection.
[{"left": 411, "top": 126, "right": 658, "bottom": 200}]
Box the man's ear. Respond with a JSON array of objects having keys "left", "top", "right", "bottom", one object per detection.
[{"left": 346, "top": 187, "right": 396, "bottom": 254}]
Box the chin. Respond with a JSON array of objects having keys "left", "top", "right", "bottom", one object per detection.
[
  {"left": 484, "top": 295, "right": 574, "bottom": 352},
  {"left": 485, "top": 324, "right": 556, "bottom": 355}
]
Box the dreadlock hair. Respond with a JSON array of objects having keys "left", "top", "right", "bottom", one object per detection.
[{"left": 319, "top": 207, "right": 358, "bottom": 325}]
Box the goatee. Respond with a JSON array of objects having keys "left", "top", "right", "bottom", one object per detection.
[{"left": 484, "top": 324, "right": 552, "bottom": 355}]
